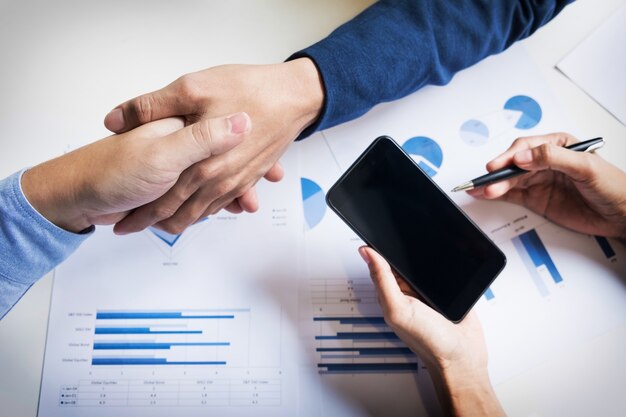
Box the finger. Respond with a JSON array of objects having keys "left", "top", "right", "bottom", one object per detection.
[
  {"left": 113, "top": 174, "right": 201, "bottom": 235},
  {"left": 492, "top": 188, "right": 529, "bottom": 206},
  {"left": 466, "top": 187, "right": 485, "bottom": 199},
  {"left": 224, "top": 200, "right": 244, "bottom": 214},
  {"left": 512, "top": 141, "right": 595, "bottom": 182},
  {"left": 151, "top": 183, "right": 235, "bottom": 234},
  {"left": 104, "top": 79, "right": 197, "bottom": 133},
  {"left": 396, "top": 277, "right": 418, "bottom": 297},
  {"left": 237, "top": 188, "right": 259, "bottom": 213},
  {"left": 358, "top": 247, "right": 407, "bottom": 310},
  {"left": 486, "top": 132, "right": 578, "bottom": 172},
  {"left": 263, "top": 162, "right": 284, "bottom": 182},
  {"left": 479, "top": 175, "right": 527, "bottom": 199},
  {"left": 153, "top": 112, "right": 251, "bottom": 172}
]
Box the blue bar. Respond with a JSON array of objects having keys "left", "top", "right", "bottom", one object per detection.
[
  {"left": 317, "top": 363, "right": 418, "bottom": 373},
  {"left": 484, "top": 288, "right": 495, "bottom": 300},
  {"left": 96, "top": 312, "right": 234, "bottom": 320},
  {"left": 93, "top": 342, "right": 230, "bottom": 350},
  {"left": 316, "top": 347, "right": 413, "bottom": 356},
  {"left": 94, "top": 328, "right": 202, "bottom": 335},
  {"left": 315, "top": 332, "right": 399, "bottom": 341},
  {"left": 595, "top": 236, "right": 616, "bottom": 259},
  {"left": 92, "top": 358, "right": 226, "bottom": 365},
  {"left": 519, "top": 229, "right": 563, "bottom": 283},
  {"left": 513, "top": 235, "right": 549, "bottom": 297},
  {"left": 313, "top": 317, "right": 386, "bottom": 325}
]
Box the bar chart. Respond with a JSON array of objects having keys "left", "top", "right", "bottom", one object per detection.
[
  {"left": 54, "top": 307, "right": 287, "bottom": 408},
  {"left": 512, "top": 229, "right": 562, "bottom": 297},
  {"left": 595, "top": 236, "right": 617, "bottom": 261},
  {"left": 91, "top": 309, "right": 249, "bottom": 367},
  {"left": 311, "top": 279, "right": 418, "bottom": 374},
  {"left": 483, "top": 287, "right": 495, "bottom": 301}
]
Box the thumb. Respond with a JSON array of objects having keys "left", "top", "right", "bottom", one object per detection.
[
  {"left": 359, "top": 247, "right": 407, "bottom": 311},
  {"left": 155, "top": 112, "right": 250, "bottom": 172},
  {"left": 512, "top": 143, "right": 593, "bottom": 182},
  {"left": 104, "top": 83, "right": 196, "bottom": 133}
]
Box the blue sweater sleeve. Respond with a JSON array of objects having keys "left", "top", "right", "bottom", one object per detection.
[
  {"left": 290, "top": 0, "right": 573, "bottom": 137},
  {"left": 0, "top": 170, "right": 92, "bottom": 319}
]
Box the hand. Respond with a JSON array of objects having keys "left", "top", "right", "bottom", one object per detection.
[
  {"left": 103, "top": 58, "right": 324, "bottom": 234},
  {"left": 359, "top": 246, "right": 505, "bottom": 417},
  {"left": 468, "top": 133, "right": 626, "bottom": 240},
  {"left": 21, "top": 113, "right": 250, "bottom": 233}
]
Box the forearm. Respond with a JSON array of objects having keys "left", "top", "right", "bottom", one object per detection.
[
  {"left": 21, "top": 157, "right": 91, "bottom": 233},
  {"left": 291, "top": 0, "right": 573, "bottom": 137},
  {"left": 430, "top": 366, "right": 506, "bottom": 417},
  {"left": 0, "top": 171, "right": 91, "bottom": 319}
]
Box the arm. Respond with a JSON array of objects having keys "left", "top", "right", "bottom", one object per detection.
[
  {"left": 0, "top": 171, "right": 90, "bottom": 319},
  {"left": 0, "top": 113, "right": 248, "bottom": 319},
  {"left": 292, "top": 0, "right": 574, "bottom": 136},
  {"left": 103, "top": 0, "right": 572, "bottom": 234},
  {"left": 359, "top": 247, "right": 505, "bottom": 417}
]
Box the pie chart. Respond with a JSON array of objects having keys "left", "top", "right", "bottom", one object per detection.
[
  {"left": 460, "top": 119, "right": 490, "bottom": 146},
  {"left": 301, "top": 177, "right": 326, "bottom": 230},
  {"left": 402, "top": 136, "right": 443, "bottom": 177},
  {"left": 504, "top": 95, "right": 542, "bottom": 129}
]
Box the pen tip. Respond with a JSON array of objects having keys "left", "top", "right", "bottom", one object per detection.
[{"left": 451, "top": 182, "right": 473, "bottom": 192}]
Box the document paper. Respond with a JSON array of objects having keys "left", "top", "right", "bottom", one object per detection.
[{"left": 40, "top": 45, "right": 626, "bottom": 417}]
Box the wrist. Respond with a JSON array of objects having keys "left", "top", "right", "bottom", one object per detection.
[
  {"left": 21, "top": 161, "right": 92, "bottom": 233},
  {"left": 281, "top": 58, "right": 324, "bottom": 132},
  {"left": 429, "top": 364, "right": 505, "bottom": 417}
]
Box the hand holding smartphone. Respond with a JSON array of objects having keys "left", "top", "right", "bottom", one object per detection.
[{"left": 326, "top": 136, "right": 506, "bottom": 322}]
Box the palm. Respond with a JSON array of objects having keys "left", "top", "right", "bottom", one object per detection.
[
  {"left": 503, "top": 170, "right": 622, "bottom": 237},
  {"left": 388, "top": 270, "right": 486, "bottom": 369}
]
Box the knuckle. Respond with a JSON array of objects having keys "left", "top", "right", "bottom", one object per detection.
[
  {"left": 150, "top": 205, "right": 178, "bottom": 222},
  {"left": 192, "top": 161, "right": 219, "bottom": 183},
  {"left": 536, "top": 143, "right": 553, "bottom": 163},
  {"left": 190, "top": 120, "right": 213, "bottom": 153},
  {"left": 554, "top": 132, "right": 576, "bottom": 145},
  {"left": 214, "top": 178, "right": 237, "bottom": 198},
  {"left": 177, "top": 74, "right": 202, "bottom": 102},
  {"left": 512, "top": 137, "right": 528, "bottom": 147},
  {"left": 133, "top": 94, "right": 156, "bottom": 124},
  {"left": 160, "top": 222, "right": 187, "bottom": 235}
]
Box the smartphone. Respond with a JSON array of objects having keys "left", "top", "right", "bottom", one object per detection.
[{"left": 326, "top": 136, "right": 506, "bottom": 322}]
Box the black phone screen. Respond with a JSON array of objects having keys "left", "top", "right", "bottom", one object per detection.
[{"left": 326, "top": 136, "right": 506, "bottom": 322}]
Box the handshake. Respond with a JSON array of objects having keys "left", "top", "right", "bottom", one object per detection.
[{"left": 21, "top": 59, "right": 324, "bottom": 235}]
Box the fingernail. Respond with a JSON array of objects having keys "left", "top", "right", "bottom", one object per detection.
[
  {"left": 515, "top": 149, "right": 533, "bottom": 164},
  {"left": 358, "top": 247, "right": 371, "bottom": 264},
  {"left": 227, "top": 112, "right": 251, "bottom": 135},
  {"left": 105, "top": 108, "right": 126, "bottom": 131}
]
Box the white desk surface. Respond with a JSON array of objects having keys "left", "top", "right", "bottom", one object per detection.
[{"left": 1, "top": 0, "right": 625, "bottom": 416}]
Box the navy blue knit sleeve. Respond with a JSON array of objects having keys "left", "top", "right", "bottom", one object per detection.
[{"left": 289, "top": 0, "right": 573, "bottom": 138}]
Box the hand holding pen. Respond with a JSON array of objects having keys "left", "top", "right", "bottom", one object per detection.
[
  {"left": 452, "top": 136, "right": 604, "bottom": 192},
  {"left": 456, "top": 133, "right": 626, "bottom": 240}
]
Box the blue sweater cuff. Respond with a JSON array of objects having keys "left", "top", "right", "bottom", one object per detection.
[{"left": 0, "top": 170, "right": 92, "bottom": 287}]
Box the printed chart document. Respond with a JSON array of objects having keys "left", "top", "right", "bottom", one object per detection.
[
  {"left": 38, "top": 150, "right": 306, "bottom": 417},
  {"left": 298, "top": 44, "right": 626, "bottom": 416},
  {"left": 557, "top": 3, "right": 626, "bottom": 126},
  {"left": 40, "top": 44, "right": 626, "bottom": 417}
]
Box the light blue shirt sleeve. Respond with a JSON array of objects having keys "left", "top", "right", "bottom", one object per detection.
[{"left": 0, "top": 170, "right": 93, "bottom": 319}]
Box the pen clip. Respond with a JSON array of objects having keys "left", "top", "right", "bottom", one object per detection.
[{"left": 585, "top": 141, "right": 605, "bottom": 152}]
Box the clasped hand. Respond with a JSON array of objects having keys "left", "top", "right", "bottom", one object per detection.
[
  {"left": 22, "top": 113, "right": 251, "bottom": 234},
  {"left": 103, "top": 59, "right": 323, "bottom": 235}
]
